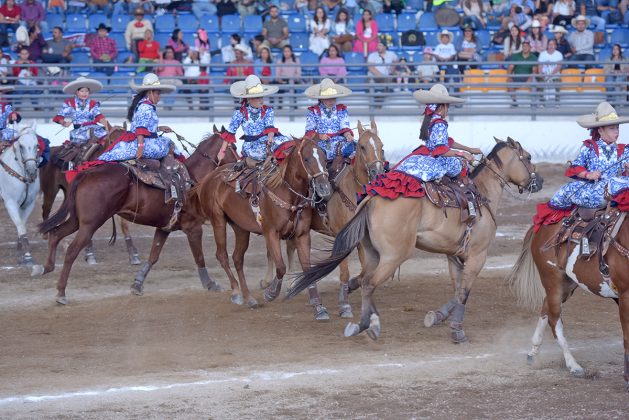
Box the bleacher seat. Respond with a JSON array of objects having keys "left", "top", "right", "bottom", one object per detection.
[
  {"left": 71, "top": 51, "right": 92, "bottom": 75},
  {"left": 375, "top": 13, "right": 395, "bottom": 33},
  {"left": 221, "top": 14, "right": 241, "bottom": 33},
  {"left": 207, "top": 32, "right": 221, "bottom": 48},
  {"left": 111, "top": 32, "right": 127, "bottom": 51},
  {"left": 345, "top": 52, "right": 367, "bottom": 73},
  {"left": 300, "top": 51, "right": 319, "bottom": 77},
  {"left": 582, "top": 68, "right": 605, "bottom": 92},
  {"left": 199, "top": 14, "right": 220, "bottom": 32},
  {"left": 220, "top": 33, "right": 232, "bottom": 49},
  {"left": 209, "top": 54, "right": 226, "bottom": 85},
  {"left": 154, "top": 32, "right": 170, "bottom": 47},
  {"left": 290, "top": 33, "right": 309, "bottom": 52},
  {"left": 177, "top": 14, "right": 198, "bottom": 32},
  {"left": 610, "top": 28, "right": 629, "bottom": 48},
  {"left": 560, "top": 68, "right": 582, "bottom": 91},
  {"left": 155, "top": 14, "right": 176, "bottom": 33},
  {"left": 111, "top": 15, "right": 131, "bottom": 33},
  {"left": 47, "top": 14, "right": 65, "bottom": 31},
  {"left": 88, "top": 14, "right": 109, "bottom": 31},
  {"left": 485, "top": 69, "right": 508, "bottom": 92},
  {"left": 418, "top": 12, "right": 439, "bottom": 32},
  {"left": 475, "top": 30, "right": 491, "bottom": 50},
  {"left": 460, "top": 69, "right": 485, "bottom": 93},
  {"left": 405, "top": 0, "right": 424, "bottom": 11},
  {"left": 598, "top": 46, "right": 612, "bottom": 61},
  {"left": 287, "top": 15, "right": 308, "bottom": 33},
  {"left": 397, "top": 13, "right": 417, "bottom": 32},
  {"left": 183, "top": 32, "right": 197, "bottom": 47},
  {"left": 243, "top": 15, "right": 263, "bottom": 35}
]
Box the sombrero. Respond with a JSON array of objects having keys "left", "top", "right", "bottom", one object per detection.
[
  {"left": 234, "top": 44, "right": 249, "bottom": 54},
  {"left": 63, "top": 76, "right": 103, "bottom": 94},
  {"left": 571, "top": 15, "right": 590, "bottom": 28},
  {"left": 0, "top": 85, "right": 15, "bottom": 92},
  {"left": 550, "top": 24, "right": 568, "bottom": 34},
  {"left": 413, "top": 84, "right": 465, "bottom": 104},
  {"left": 230, "top": 74, "right": 278, "bottom": 99},
  {"left": 304, "top": 78, "right": 352, "bottom": 100},
  {"left": 576, "top": 102, "right": 629, "bottom": 128},
  {"left": 438, "top": 29, "right": 453, "bottom": 40},
  {"left": 129, "top": 73, "right": 177, "bottom": 93}
]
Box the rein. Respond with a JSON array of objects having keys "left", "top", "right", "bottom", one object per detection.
[{"left": 0, "top": 136, "right": 38, "bottom": 184}]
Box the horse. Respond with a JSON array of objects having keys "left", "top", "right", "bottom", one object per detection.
[
  {"left": 260, "top": 119, "right": 386, "bottom": 319},
  {"left": 39, "top": 125, "right": 142, "bottom": 265},
  {"left": 35, "top": 126, "right": 238, "bottom": 305},
  {"left": 0, "top": 125, "right": 40, "bottom": 265},
  {"left": 506, "top": 211, "right": 629, "bottom": 391},
  {"left": 287, "top": 137, "right": 543, "bottom": 340},
  {"left": 188, "top": 135, "right": 333, "bottom": 320}
]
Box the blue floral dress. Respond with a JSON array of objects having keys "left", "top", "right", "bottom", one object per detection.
[
  {"left": 394, "top": 113, "right": 464, "bottom": 182},
  {"left": 52, "top": 97, "right": 108, "bottom": 144},
  {"left": 305, "top": 102, "right": 355, "bottom": 161},
  {"left": 223, "top": 103, "right": 289, "bottom": 161},
  {"left": 549, "top": 139, "right": 629, "bottom": 209},
  {"left": 0, "top": 102, "right": 20, "bottom": 141},
  {"left": 99, "top": 98, "right": 172, "bottom": 161}
]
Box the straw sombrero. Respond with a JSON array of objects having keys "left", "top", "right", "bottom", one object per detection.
[
  {"left": 576, "top": 102, "right": 629, "bottom": 128},
  {"left": 304, "top": 78, "right": 352, "bottom": 100},
  {"left": 413, "top": 84, "right": 465, "bottom": 104},
  {"left": 550, "top": 25, "right": 568, "bottom": 34},
  {"left": 438, "top": 29, "right": 453, "bottom": 40},
  {"left": 571, "top": 15, "right": 590, "bottom": 28},
  {"left": 230, "top": 74, "right": 278, "bottom": 99},
  {"left": 63, "top": 76, "right": 103, "bottom": 95},
  {"left": 129, "top": 73, "right": 177, "bottom": 93}
]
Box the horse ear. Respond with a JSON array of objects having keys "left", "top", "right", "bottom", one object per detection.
[
  {"left": 105, "top": 119, "right": 112, "bottom": 133},
  {"left": 506, "top": 136, "right": 516, "bottom": 146},
  {"left": 370, "top": 118, "right": 377, "bottom": 134},
  {"left": 357, "top": 120, "right": 364, "bottom": 135},
  {"left": 493, "top": 136, "right": 505, "bottom": 144},
  {"left": 31, "top": 120, "right": 36, "bottom": 131},
  {"left": 213, "top": 124, "right": 219, "bottom": 134},
  {"left": 123, "top": 121, "right": 128, "bottom": 130},
  {"left": 221, "top": 125, "right": 226, "bottom": 133}
]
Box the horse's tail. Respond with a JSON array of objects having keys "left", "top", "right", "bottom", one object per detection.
[
  {"left": 109, "top": 216, "right": 117, "bottom": 246},
  {"left": 38, "top": 170, "right": 87, "bottom": 235},
  {"left": 285, "top": 197, "right": 372, "bottom": 300},
  {"left": 505, "top": 226, "right": 546, "bottom": 311}
]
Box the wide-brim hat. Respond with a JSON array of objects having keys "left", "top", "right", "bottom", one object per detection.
[
  {"left": 234, "top": 44, "right": 249, "bottom": 54},
  {"left": 129, "top": 73, "right": 177, "bottom": 93},
  {"left": 577, "top": 102, "right": 629, "bottom": 128},
  {"left": 96, "top": 23, "right": 111, "bottom": 32},
  {"left": 304, "top": 78, "right": 352, "bottom": 100},
  {"left": 230, "top": 74, "right": 278, "bottom": 99},
  {"left": 571, "top": 15, "right": 590, "bottom": 28},
  {"left": 0, "top": 85, "right": 15, "bottom": 92},
  {"left": 438, "top": 29, "right": 453, "bottom": 40},
  {"left": 550, "top": 24, "right": 568, "bottom": 34},
  {"left": 413, "top": 83, "right": 465, "bottom": 104},
  {"left": 63, "top": 76, "right": 103, "bottom": 94},
  {"left": 531, "top": 19, "right": 541, "bottom": 28}
]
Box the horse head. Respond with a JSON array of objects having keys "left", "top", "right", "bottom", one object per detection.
[
  {"left": 293, "top": 136, "right": 332, "bottom": 200},
  {"left": 356, "top": 118, "right": 386, "bottom": 183},
  {"left": 16, "top": 124, "right": 39, "bottom": 182},
  {"left": 484, "top": 137, "right": 544, "bottom": 194}
]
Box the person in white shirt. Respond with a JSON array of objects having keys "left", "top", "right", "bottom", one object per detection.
[
  {"left": 221, "top": 33, "right": 254, "bottom": 63},
  {"left": 309, "top": 7, "right": 332, "bottom": 55},
  {"left": 367, "top": 41, "right": 398, "bottom": 83},
  {"left": 537, "top": 38, "right": 563, "bottom": 105},
  {"left": 430, "top": 29, "right": 459, "bottom": 86}
]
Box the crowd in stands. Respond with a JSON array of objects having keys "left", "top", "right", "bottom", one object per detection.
[{"left": 0, "top": 0, "right": 627, "bottom": 102}]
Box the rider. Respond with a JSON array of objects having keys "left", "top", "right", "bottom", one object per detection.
[
  {"left": 394, "top": 84, "right": 481, "bottom": 182},
  {"left": 303, "top": 78, "right": 355, "bottom": 163},
  {"left": 221, "top": 74, "right": 289, "bottom": 169},
  {"left": 548, "top": 102, "right": 629, "bottom": 210}
]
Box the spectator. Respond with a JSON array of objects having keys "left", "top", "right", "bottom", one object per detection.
[
  {"left": 343, "top": 0, "right": 358, "bottom": 16},
  {"left": 492, "top": 19, "right": 511, "bottom": 46},
  {"left": 125, "top": 8, "right": 153, "bottom": 57},
  {"left": 319, "top": 44, "right": 347, "bottom": 82},
  {"left": 17, "top": 25, "right": 46, "bottom": 62},
  {"left": 183, "top": 48, "right": 208, "bottom": 108},
  {"left": 331, "top": 8, "right": 354, "bottom": 53},
  {"left": 216, "top": 0, "right": 237, "bottom": 16},
  {"left": 156, "top": 46, "right": 184, "bottom": 78},
  {"left": 13, "top": 47, "right": 38, "bottom": 106},
  {"left": 86, "top": 23, "right": 118, "bottom": 77},
  {"left": 359, "top": 0, "right": 383, "bottom": 15},
  {"left": 224, "top": 44, "right": 254, "bottom": 83},
  {"left": 568, "top": 15, "right": 594, "bottom": 65},
  {"left": 20, "top": 0, "right": 46, "bottom": 33},
  {"left": 236, "top": 0, "right": 257, "bottom": 16},
  {"left": 113, "top": 0, "right": 154, "bottom": 15},
  {"left": 0, "top": 0, "right": 20, "bottom": 47},
  {"left": 503, "top": 23, "right": 523, "bottom": 58},
  {"left": 489, "top": 0, "right": 510, "bottom": 22},
  {"left": 597, "top": 0, "right": 624, "bottom": 25},
  {"left": 250, "top": 34, "right": 265, "bottom": 56},
  {"left": 551, "top": 24, "right": 572, "bottom": 58},
  {"left": 395, "top": 57, "right": 413, "bottom": 90},
  {"left": 254, "top": 46, "right": 275, "bottom": 84},
  {"left": 192, "top": 0, "right": 217, "bottom": 20},
  {"left": 88, "top": 0, "right": 112, "bottom": 15},
  {"left": 309, "top": 7, "right": 331, "bottom": 56},
  {"left": 41, "top": 26, "right": 72, "bottom": 65},
  {"left": 367, "top": 41, "right": 398, "bottom": 83},
  {"left": 604, "top": 43, "right": 628, "bottom": 103},
  {"left": 462, "top": 0, "right": 487, "bottom": 29},
  {"left": 167, "top": 29, "right": 189, "bottom": 62},
  {"left": 0, "top": 51, "right": 11, "bottom": 85},
  {"left": 383, "top": 0, "right": 404, "bottom": 14},
  {"left": 534, "top": 0, "right": 553, "bottom": 25},
  {"left": 67, "top": 0, "right": 87, "bottom": 13},
  {"left": 552, "top": 0, "right": 575, "bottom": 27},
  {"left": 262, "top": 5, "right": 289, "bottom": 49},
  {"left": 222, "top": 33, "right": 253, "bottom": 63},
  {"left": 353, "top": 9, "right": 378, "bottom": 57},
  {"left": 194, "top": 28, "right": 212, "bottom": 62},
  {"left": 275, "top": 44, "right": 301, "bottom": 85},
  {"left": 576, "top": 0, "right": 606, "bottom": 31},
  {"left": 507, "top": 5, "right": 532, "bottom": 30},
  {"left": 526, "top": 20, "right": 548, "bottom": 53},
  {"left": 508, "top": 39, "right": 538, "bottom": 105},
  {"left": 137, "top": 29, "right": 160, "bottom": 72},
  {"left": 417, "top": 47, "right": 440, "bottom": 83},
  {"left": 537, "top": 38, "right": 563, "bottom": 104},
  {"left": 294, "top": 0, "right": 308, "bottom": 15},
  {"left": 457, "top": 25, "right": 481, "bottom": 70},
  {"left": 47, "top": 0, "right": 65, "bottom": 14},
  {"left": 322, "top": 0, "right": 342, "bottom": 16},
  {"left": 432, "top": 29, "right": 458, "bottom": 80}
]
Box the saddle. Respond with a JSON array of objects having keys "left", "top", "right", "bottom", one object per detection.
[
  {"left": 224, "top": 157, "right": 266, "bottom": 197},
  {"left": 121, "top": 155, "right": 192, "bottom": 206},
  {"left": 53, "top": 139, "right": 103, "bottom": 170},
  {"left": 423, "top": 176, "right": 486, "bottom": 224}
]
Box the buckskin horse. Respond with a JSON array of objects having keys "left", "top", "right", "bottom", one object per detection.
[
  {"left": 189, "top": 135, "right": 332, "bottom": 320},
  {"left": 261, "top": 119, "right": 386, "bottom": 318},
  {"left": 287, "top": 137, "right": 543, "bottom": 339},
  {"left": 507, "top": 204, "right": 629, "bottom": 391},
  {"left": 35, "top": 126, "right": 237, "bottom": 304}
]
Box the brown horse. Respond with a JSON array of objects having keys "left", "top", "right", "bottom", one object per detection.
[
  {"left": 507, "top": 213, "right": 629, "bottom": 391},
  {"left": 189, "top": 136, "right": 332, "bottom": 320},
  {"left": 261, "top": 119, "right": 386, "bottom": 319},
  {"left": 35, "top": 126, "right": 237, "bottom": 304},
  {"left": 287, "top": 138, "right": 543, "bottom": 339}
]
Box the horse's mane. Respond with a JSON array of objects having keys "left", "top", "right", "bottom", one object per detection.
[
  {"left": 265, "top": 152, "right": 290, "bottom": 190},
  {"left": 470, "top": 141, "right": 509, "bottom": 179}
]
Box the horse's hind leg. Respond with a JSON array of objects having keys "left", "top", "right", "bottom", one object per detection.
[
  {"left": 34, "top": 217, "right": 79, "bottom": 277},
  {"left": 120, "top": 218, "right": 141, "bottom": 265},
  {"left": 618, "top": 290, "right": 629, "bottom": 392},
  {"left": 231, "top": 225, "right": 256, "bottom": 307},
  {"left": 260, "top": 248, "right": 274, "bottom": 290},
  {"left": 182, "top": 223, "right": 221, "bottom": 292},
  {"left": 55, "top": 226, "right": 98, "bottom": 305},
  {"left": 84, "top": 240, "right": 97, "bottom": 265},
  {"left": 338, "top": 259, "right": 353, "bottom": 319},
  {"left": 131, "top": 228, "right": 170, "bottom": 295}
]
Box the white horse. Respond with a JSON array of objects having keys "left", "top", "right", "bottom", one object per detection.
[{"left": 0, "top": 124, "right": 41, "bottom": 265}]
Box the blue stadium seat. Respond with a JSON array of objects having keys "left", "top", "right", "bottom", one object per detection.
[
  {"left": 207, "top": 32, "right": 221, "bottom": 48},
  {"left": 345, "top": 52, "right": 367, "bottom": 73},
  {"left": 199, "top": 13, "right": 220, "bottom": 32},
  {"left": 71, "top": 51, "right": 92, "bottom": 74},
  {"left": 375, "top": 13, "right": 395, "bottom": 33},
  {"left": 610, "top": 28, "right": 629, "bottom": 48},
  {"left": 475, "top": 29, "right": 491, "bottom": 50},
  {"left": 155, "top": 14, "right": 176, "bottom": 33},
  {"left": 47, "top": 14, "right": 65, "bottom": 31},
  {"left": 289, "top": 32, "right": 309, "bottom": 52},
  {"left": 299, "top": 51, "right": 319, "bottom": 76},
  {"left": 405, "top": 0, "right": 424, "bottom": 11},
  {"left": 209, "top": 54, "right": 227, "bottom": 85},
  {"left": 111, "top": 32, "right": 127, "bottom": 51},
  {"left": 66, "top": 14, "right": 87, "bottom": 33},
  {"left": 418, "top": 12, "right": 439, "bottom": 31},
  {"left": 183, "top": 31, "right": 197, "bottom": 47},
  {"left": 117, "top": 51, "right": 134, "bottom": 64},
  {"left": 598, "top": 46, "right": 612, "bottom": 61},
  {"left": 243, "top": 15, "right": 263, "bottom": 35},
  {"left": 594, "top": 31, "right": 607, "bottom": 48},
  {"left": 111, "top": 15, "right": 131, "bottom": 33},
  {"left": 286, "top": 14, "right": 308, "bottom": 33},
  {"left": 177, "top": 14, "right": 199, "bottom": 32},
  {"left": 397, "top": 13, "right": 417, "bottom": 32},
  {"left": 221, "top": 14, "right": 241, "bottom": 33},
  {"left": 88, "top": 14, "right": 109, "bottom": 31},
  {"left": 154, "top": 32, "right": 170, "bottom": 47}
]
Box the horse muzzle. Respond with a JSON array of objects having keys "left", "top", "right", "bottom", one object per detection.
[
  {"left": 525, "top": 173, "right": 544, "bottom": 194},
  {"left": 314, "top": 177, "right": 332, "bottom": 201},
  {"left": 24, "top": 160, "right": 38, "bottom": 182}
]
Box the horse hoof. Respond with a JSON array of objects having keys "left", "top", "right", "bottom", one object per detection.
[
  {"left": 451, "top": 329, "right": 468, "bottom": 344},
  {"left": 366, "top": 326, "right": 380, "bottom": 341},
  {"left": 85, "top": 255, "right": 97, "bottom": 265},
  {"left": 570, "top": 368, "right": 586, "bottom": 378},
  {"left": 424, "top": 311, "right": 438, "bottom": 328},
  {"left": 314, "top": 305, "right": 330, "bottom": 321},
  {"left": 263, "top": 289, "right": 279, "bottom": 302},
  {"left": 339, "top": 306, "right": 353, "bottom": 319},
  {"left": 247, "top": 297, "right": 259, "bottom": 308},
  {"left": 344, "top": 322, "right": 360, "bottom": 337},
  {"left": 259, "top": 278, "right": 271, "bottom": 289},
  {"left": 526, "top": 354, "right": 534, "bottom": 365},
  {"left": 207, "top": 282, "right": 222, "bottom": 292},
  {"left": 231, "top": 294, "right": 244, "bottom": 305},
  {"left": 130, "top": 283, "right": 144, "bottom": 296},
  {"left": 625, "top": 381, "right": 629, "bottom": 393},
  {"left": 129, "top": 255, "right": 142, "bottom": 266},
  {"left": 56, "top": 296, "right": 68, "bottom": 305},
  {"left": 31, "top": 265, "right": 44, "bottom": 277}
]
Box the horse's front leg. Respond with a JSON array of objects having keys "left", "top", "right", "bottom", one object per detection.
[
  {"left": 131, "top": 228, "right": 170, "bottom": 295},
  {"left": 259, "top": 247, "right": 274, "bottom": 290},
  {"left": 182, "top": 223, "right": 221, "bottom": 292},
  {"left": 4, "top": 198, "right": 31, "bottom": 265},
  {"left": 262, "top": 230, "right": 286, "bottom": 303},
  {"left": 294, "top": 231, "right": 330, "bottom": 321},
  {"left": 424, "top": 255, "right": 464, "bottom": 328}
]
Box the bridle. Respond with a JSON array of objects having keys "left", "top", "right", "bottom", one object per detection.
[
  {"left": 355, "top": 129, "right": 386, "bottom": 184},
  {"left": 0, "top": 131, "right": 38, "bottom": 184},
  {"left": 479, "top": 140, "right": 540, "bottom": 196}
]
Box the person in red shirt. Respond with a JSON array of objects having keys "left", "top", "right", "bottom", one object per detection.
[
  {"left": 224, "top": 44, "right": 254, "bottom": 84},
  {"left": 137, "top": 28, "right": 160, "bottom": 73},
  {"left": 0, "top": 0, "right": 21, "bottom": 46},
  {"left": 86, "top": 23, "right": 118, "bottom": 77}
]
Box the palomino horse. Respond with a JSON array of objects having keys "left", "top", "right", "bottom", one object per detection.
[
  {"left": 507, "top": 215, "right": 629, "bottom": 391},
  {"left": 287, "top": 138, "right": 543, "bottom": 339},
  {"left": 35, "top": 126, "right": 237, "bottom": 304},
  {"left": 0, "top": 125, "right": 40, "bottom": 265},
  {"left": 39, "top": 126, "right": 141, "bottom": 265},
  {"left": 189, "top": 136, "right": 332, "bottom": 320},
  {"left": 261, "top": 119, "right": 386, "bottom": 318}
]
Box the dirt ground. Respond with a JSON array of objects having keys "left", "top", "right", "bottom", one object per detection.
[{"left": 1, "top": 163, "right": 628, "bottom": 419}]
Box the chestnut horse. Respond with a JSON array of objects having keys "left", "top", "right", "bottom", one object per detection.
[
  {"left": 35, "top": 126, "right": 237, "bottom": 304},
  {"left": 261, "top": 119, "right": 386, "bottom": 318},
  {"left": 287, "top": 138, "right": 543, "bottom": 339},
  {"left": 189, "top": 136, "right": 333, "bottom": 320},
  {"left": 507, "top": 215, "right": 629, "bottom": 391}
]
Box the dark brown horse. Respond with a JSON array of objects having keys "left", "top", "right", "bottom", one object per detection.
[
  {"left": 35, "top": 126, "right": 238, "bottom": 304},
  {"left": 189, "top": 136, "right": 332, "bottom": 320},
  {"left": 507, "top": 215, "right": 629, "bottom": 391}
]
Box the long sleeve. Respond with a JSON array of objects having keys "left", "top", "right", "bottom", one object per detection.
[
  {"left": 227, "top": 109, "right": 243, "bottom": 135},
  {"left": 52, "top": 101, "right": 73, "bottom": 124},
  {"left": 262, "top": 106, "right": 278, "bottom": 134},
  {"left": 427, "top": 121, "right": 450, "bottom": 156},
  {"left": 338, "top": 108, "right": 350, "bottom": 130},
  {"left": 90, "top": 102, "right": 104, "bottom": 123},
  {"left": 132, "top": 103, "right": 157, "bottom": 136},
  {"left": 565, "top": 144, "right": 591, "bottom": 178},
  {"left": 305, "top": 109, "right": 318, "bottom": 136}
]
